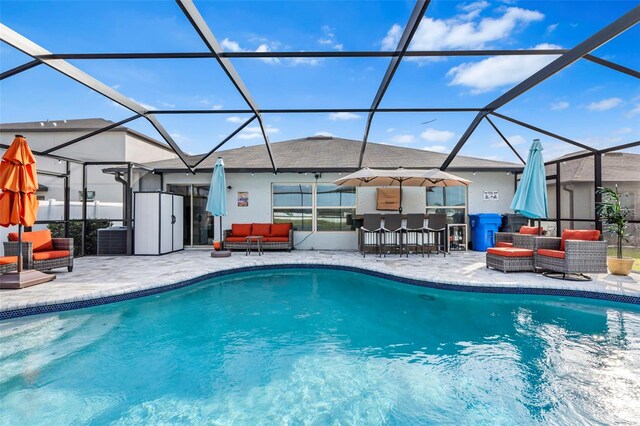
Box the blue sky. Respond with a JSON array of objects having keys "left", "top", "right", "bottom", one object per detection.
[{"left": 1, "top": 0, "right": 639, "bottom": 164}]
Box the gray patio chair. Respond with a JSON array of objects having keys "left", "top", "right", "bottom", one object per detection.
[
  {"left": 404, "top": 213, "right": 426, "bottom": 257},
  {"left": 360, "top": 214, "right": 382, "bottom": 257},
  {"left": 426, "top": 213, "right": 447, "bottom": 257},
  {"left": 381, "top": 214, "right": 403, "bottom": 257}
]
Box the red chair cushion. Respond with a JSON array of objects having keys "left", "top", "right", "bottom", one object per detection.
[
  {"left": 251, "top": 223, "right": 272, "bottom": 237},
  {"left": 264, "top": 237, "right": 289, "bottom": 243},
  {"left": 537, "top": 248, "right": 565, "bottom": 259},
  {"left": 225, "top": 237, "right": 247, "bottom": 243},
  {"left": 0, "top": 256, "right": 18, "bottom": 265},
  {"left": 487, "top": 247, "right": 534, "bottom": 257},
  {"left": 560, "top": 229, "right": 600, "bottom": 251},
  {"left": 8, "top": 229, "right": 54, "bottom": 252},
  {"left": 495, "top": 241, "right": 513, "bottom": 248},
  {"left": 231, "top": 224, "right": 252, "bottom": 237},
  {"left": 270, "top": 223, "right": 291, "bottom": 237},
  {"left": 32, "top": 250, "right": 70, "bottom": 261},
  {"left": 519, "top": 226, "right": 543, "bottom": 235}
]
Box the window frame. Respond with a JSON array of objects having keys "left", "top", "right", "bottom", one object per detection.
[
  {"left": 272, "top": 183, "right": 357, "bottom": 232},
  {"left": 426, "top": 186, "right": 468, "bottom": 225}
]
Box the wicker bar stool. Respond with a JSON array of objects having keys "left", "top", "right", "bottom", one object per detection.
[{"left": 426, "top": 213, "right": 447, "bottom": 257}]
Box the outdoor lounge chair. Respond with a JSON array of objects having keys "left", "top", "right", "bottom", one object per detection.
[
  {"left": 0, "top": 256, "right": 18, "bottom": 274},
  {"left": 4, "top": 229, "right": 74, "bottom": 272},
  {"left": 360, "top": 214, "right": 382, "bottom": 257},
  {"left": 534, "top": 229, "right": 607, "bottom": 280}
]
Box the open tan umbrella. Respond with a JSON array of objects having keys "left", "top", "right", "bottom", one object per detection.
[{"left": 333, "top": 167, "right": 471, "bottom": 213}]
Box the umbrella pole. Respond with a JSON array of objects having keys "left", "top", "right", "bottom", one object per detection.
[
  {"left": 399, "top": 181, "right": 403, "bottom": 214},
  {"left": 17, "top": 224, "right": 23, "bottom": 273},
  {"left": 219, "top": 216, "right": 223, "bottom": 243}
]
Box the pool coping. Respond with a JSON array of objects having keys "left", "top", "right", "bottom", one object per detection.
[{"left": 1, "top": 262, "right": 638, "bottom": 320}]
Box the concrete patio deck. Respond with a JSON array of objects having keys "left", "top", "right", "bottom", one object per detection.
[{"left": 1, "top": 249, "right": 639, "bottom": 316}]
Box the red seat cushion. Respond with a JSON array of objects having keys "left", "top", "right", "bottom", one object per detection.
[
  {"left": 519, "top": 226, "right": 543, "bottom": 235},
  {"left": 32, "top": 250, "right": 70, "bottom": 261},
  {"left": 264, "top": 237, "right": 289, "bottom": 243},
  {"left": 231, "top": 224, "right": 252, "bottom": 237},
  {"left": 487, "top": 247, "right": 534, "bottom": 257},
  {"left": 225, "top": 237, "right": 247, "bottom": 243},
  {"left": 0, "top": 256, "right": 18, "bottom": 265},
  {"left": 251, "top": 223, "right": 271, "bottom": 237},
  {"left": 537, "top": 248, "right": 565, "bottom": 259},
  {"left": 560, "top": 229, "right": 600, "bottom": 251},
  {"left": 495, "top": 241, "right": 513, "bottom": 248},
  {"left": 8, "top": 229, "right": 54, "bottom": 252},
  {"left": 270, "top": 223, "right": 292, "bottom": 237}
]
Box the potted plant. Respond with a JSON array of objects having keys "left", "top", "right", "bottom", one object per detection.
[{"left": 597, "top": 187, "right": 635, "bottom": 276}]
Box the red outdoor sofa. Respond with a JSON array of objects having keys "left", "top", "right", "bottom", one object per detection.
[{"left": 224, "top": 223, "right": 293, "bottom": 251}]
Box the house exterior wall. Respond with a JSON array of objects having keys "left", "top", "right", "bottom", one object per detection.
[{"left": 157, "top": 170, "right": 515, "bottom": 250}]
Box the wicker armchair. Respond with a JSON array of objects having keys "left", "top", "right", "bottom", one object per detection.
[
  {"left": 4, "top": 238, "right": 74, "bottom": 272},
  {"left": 0, "top": 257, "right": 18, "bottom": 274},
  {"left": 534, "top": 234, "right": 607, "bottom": 279}
]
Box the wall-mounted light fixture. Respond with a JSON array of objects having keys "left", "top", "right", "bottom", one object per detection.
[{"left": 226, "top": 185, "right": 232, "bottom": 191}]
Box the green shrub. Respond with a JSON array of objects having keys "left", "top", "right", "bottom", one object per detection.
[{"left": 48, "top": 220, "right": 112, "bottom": 256}]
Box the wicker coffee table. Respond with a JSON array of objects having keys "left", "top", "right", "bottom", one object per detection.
[{"left": 245, "top": 236, "right": 264, "bottom": 256}]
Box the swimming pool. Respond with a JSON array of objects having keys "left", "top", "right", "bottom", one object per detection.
[{"left": 1, "top": 268, "right": 639, "bottom": 424}]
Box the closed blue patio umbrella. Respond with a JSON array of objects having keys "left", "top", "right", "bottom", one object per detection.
[
  {"left": 510, "top": 139, "right": 548, "bottom": 231},
  {"left": 206, "top": 157, "right": 230, "bottom": 254}
]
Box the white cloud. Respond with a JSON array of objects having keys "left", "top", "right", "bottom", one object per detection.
[
  {"left": 328, "top": 112, "right": 361, "bottom": 121},
  {"left": 616, "top": 127, "right": 633, "bottom": 134},
  {"left": 382, "top": 24, "right": 402, "bottom": 50},
  {"left": 317, "top": 25, "right": 344, "bottom": 51},
  {"left": 458, "top": 1, "right": 490, "bottom": 20},
  {"left": 389, "top": 134, "right": 415, "bottom": 144},
  {"left": 159, "top": 101, "right": 176, "bottom": 108},
  {"left": 490, "top": 134, "right": 526, "bottom": 148},
  {"left": 211, "top": 104, "right": 223, "bottom": 110},
  {"left": 314, "top": 131, "right": 334, "bottom": 137},
  {"left": 546, "top": 23, "right": 559, "bottom": 35},
  {"left": 423, "top": 145, "right": 449, "bottom": 153},
  {"left": 237, "top": 125, "right": 279, "bottom": 140},
  {"left": 586, "top": 97, "right": 622, "bottom": 111},
  {"left": 289, "top": 57, "right": 321, "bottom": 66},
  {"left": 387, "top": 128, "right": 396, "bottom": 133},
  {"left": 625, "top": 103, "right": 640, "bottom": 117},
  {"left": 383, "top": 6, "right": 544, "bottom": 52},
  {"left": 420, "top": 128, "right": 455, "bottom": 143},
  {"left": 550, "top": 101, "right": 569, "bottom": 110},
  {"left": 446, "top": 43, "right": 561, "bottom": 93},
  {"left": 255, "top": 43, "right": 280, "bottom": 64},
  {"left": 226, "top": 116, "right": 245, "bottom": 123},
  {"left": 220, "top": 38, "right": 243, "bottom": 52}
]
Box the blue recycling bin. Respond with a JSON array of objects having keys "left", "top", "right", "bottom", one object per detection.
[{"left": 468, "top": 213, "right": 502, "bottom": 251}]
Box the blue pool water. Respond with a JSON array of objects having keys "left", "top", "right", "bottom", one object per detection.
[{"left": 1, "top": 268, "right": 639, "bottom": 425}]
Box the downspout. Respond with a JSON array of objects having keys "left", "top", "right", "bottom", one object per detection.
[{"left": 114, "top": 172, "right": 128, "bottom": 227}]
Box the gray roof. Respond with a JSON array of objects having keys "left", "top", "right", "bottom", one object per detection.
[
  {"left": 145, "top": 136, "right": 522, "bottom": 172},
  {"left": 0, "top": 118, "right": 173, "bottom": 152},
  {"left": 548, "top": 151, "right": 640, "bottom": 183}
]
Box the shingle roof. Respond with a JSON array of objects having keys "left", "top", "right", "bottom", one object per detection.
[
  {"left": 549, "top": 151, "right": 640, "bottom": 183},
  {"left": 0, "top": 118, "right": 172, "bottom": 152},
  {"left": 144, "top": 136, "right": 521, "bottom": 172}
]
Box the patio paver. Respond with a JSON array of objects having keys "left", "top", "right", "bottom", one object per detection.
[{"left": 1, "top": 249, "right": 638, "bottom": 314}]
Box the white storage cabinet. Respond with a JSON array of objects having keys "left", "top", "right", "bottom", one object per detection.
[{"left": 134, "top": 192, "right": 184, "bottom": 255}]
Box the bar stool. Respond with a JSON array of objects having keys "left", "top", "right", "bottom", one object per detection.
[
  {"left": 404, "top": 213, "right": 426, "bottom": 257},
  {"left": 360, "top": 214, "right": 382, "bottom": 257},
  {"left": 426, "top": 213, "right": 447, "bottom": 257},
  {"left": 381, "top": 214, "right": 403, "bottom": 257}
]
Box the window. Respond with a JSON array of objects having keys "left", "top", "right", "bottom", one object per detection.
[
  {"left": 426, "top": 186, "right": 467, "bottom": 224},
  {"left": 273, "top": 184, "right": 313, "bottom": 231},
  {"left": 316, "top": 185, "right": 356, "bottom": 231},
  {"left": 272, "top": 184, "right": 356, "bottom": 232}
]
